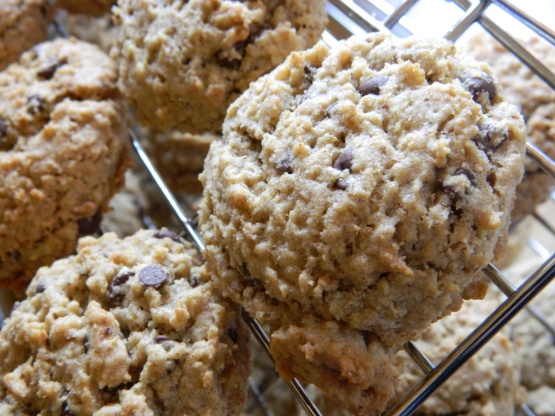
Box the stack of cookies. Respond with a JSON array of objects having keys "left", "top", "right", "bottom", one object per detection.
[{"left": 1, "top": 0, "right": 551, "bottom": 415}]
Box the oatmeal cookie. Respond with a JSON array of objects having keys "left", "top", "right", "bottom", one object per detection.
[
  {"left": 0, "top": 0, "right": 52, "bottom": 71},
  {"left": 512, "top": 269, "right": 555, "bottom": 416},
  {"left": 0, "top": 38, "right": 130, "bottom": 293},
  {"left": 464, "top": 34, "right": 555, "bottom": 221},
  {"left": 200, "top": 33, "right": 526, "bottom": 414},
  {"left": 393, "top": 294, "right": 524, "bottom": 416},
  {"left": 140, "top": 128, "right": 219, "bottom": 194},
  {"left": 57, "top": 10, "right": 118, "bottom": 54},
  {"left": 112, "top": 0, "right": 328, "bottom": 133},
  {"left": 0, "top": 229, "right": 250, "bottom": 415}
]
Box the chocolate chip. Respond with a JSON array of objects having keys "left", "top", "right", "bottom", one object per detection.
[
  {"left": 442, "top": 184, "right": 461, "bottom": 203},
  {"left": 77, "top": 210, "right": 102, "bottom": 235},
  {"left": 0, "top": 119, "right": 7, "bottom": 138},
  {"left": 155, "top": 335, "right": 169, "bottom": 343},
  {"left": 454, "top": 168, "right": 475, "bottom": 184},
  {"left": 83, "top": 336, "right": 89, "bottom": 353},
  {"left": 333, "top": 148, "right": 354, "bottom": 171},
  {"left": 26, "top": 95, "right": 45, "bottom": 115},
  {"left": 153, "top": 229, "right": 181, "bottom": 242},
  {"left": 0, "top": 118, "right": 15, "bottom": 151},
  {"left": 109, "top": 271, "right": 133, "bottom": 306},
  {"left": 463, "top": 75, "right": 496, "bottom": 103},
  {"left": 227, "top": 327, "right": 238, "bottom": 343},
  {"left": 110, "top": 272, "right": 133, "bottom": 289},
  {"left": 189, "top": 274, "right": 200, "bottom": 287},
  {"left": 35, "top": 282, "right": 45, "bottom": 294},
  {"left": 472, "top": 125, "right": 508, "bottom": 156},
  {"left": 276, "top": 153, "right": 294, "bottom": 174},
  {"left": 37, "top": 61, "right": 64, "bottom": 80},
  {"left": 139, "top": 265, "right": 168, "bottom": 289},
  {"left": 333, "top": 179, "right": 348, "bottom": 190},
  {"left": 358, "top": 76, "right": 388, "bottom": 96}
]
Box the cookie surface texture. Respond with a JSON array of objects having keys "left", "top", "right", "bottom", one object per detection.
[
  {"left": 393, "top": 294, "right": 524, "bottom": 415},
  {"left": 0, "top": 38, "right": 130, "bottom": 293},
  {"left": 0, "top": 0, "right": 52, "bottom": 71},
  {"left": 199, "top": 32, "right": 526, "bottom": 414},
  {"left": 112, "top": 0, "right": 328, "bottom": 132},
  {"left": 0, "top": 229, "right": 250, "bottom": 415},
  {"left": 464, "top": 34, "right": 555, "bottom": 221}
]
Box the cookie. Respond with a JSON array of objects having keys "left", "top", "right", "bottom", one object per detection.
[
  {"left": 140, "top": 128, "right": 219, "bottom": 194},
  {"left": 246, "top": 296, "right": 525, "bottom": 416},
  {"left": 512, "top": 271, "right": 555, "bottom": 416},
  {"left": 56, "top": 9, "right": 118, "bottom": 54},
  {"left": 200, "top": 32, "right": 526, "bottom": 414},
  {"left": 54, "top": 0, "right": 115, "bottom": 16},
  {"left": 112, "top": 0, "right": 328, "bottom": 133},
  {"left": 393, "top": 294, "right": 524, "bottom": 416},
  {"left": 100, "top": 170, "right": 150, "bottom": 238},
  {"left": 0, "top": 38, "right": 130, "bottom": 293},
  {"left": 0, "top": 229, "right": 250, "bottom": 415},
  {"left": 0, "top": 0, "right": 52, "bottom": 71},
  {"left": 463, "top": 34, "right": 555, "bottom": 221}
]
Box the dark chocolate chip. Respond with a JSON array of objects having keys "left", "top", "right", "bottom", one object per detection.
[
  {"left": 0, "top": 119, "right": 16, "bottom": 151},
  {"left": 333, "top": 179, "right": 348, "bottom": 190},
  {"left": 139, "top": 265, "right": 168, "bottom": 289},
  {"left": 358, "top": 76, "right": 388, "bottom": 96},
  {"left": 83, "top": 336, "right": 89, "bottom": 353},
  {"left": 77, "top": 210, "right": 102, "bottom": 235},
  {"left": 153, "top": 229, "right": 181, "bottom": 242},
  {"left": 110, "top": 272, "right": 133, "bottom": 290},
  {"left": 0, "top": 119, "right": 7, "bottom": 138},
  {"left": 26, "top": 95, "right": 46, "bottom": 115},
  {"left": 442, "top": 184, "right": 461, "bottom": 204},
  {"left": 155, "top": 335, "right": 169, "bottom": 343},
  {"left": 454, "top": 168, "right": 475, "bottom": 184},
  {"left": 37, "top": 61, "right": 64, "bottom": 80},
  {"left": 189, "top": 274, "right": 200, "bottom": 287},
  {"left": 463, "top": 76, "right": 496, "bottom": 103},
  {"left": 276, "top": 153, "right": 294, "bottom": 174},
  {"left": 472, "top": 125, "right": 508, "bottom": 156},
  {"left": 227, "top": 327, "right": 238, "bottom": 343},
  {"left": 109, "top": 271, "right": 133, "bottom": 306},
  {"left": 35, "top": 282, "right": 45, "bottom": 294},
  {"left": 333, "top": 148, "right": 354, "bottom": 171}
]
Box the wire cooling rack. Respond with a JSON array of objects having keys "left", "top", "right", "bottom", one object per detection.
[
  {"left": 123, "top": 1, "right": 555, "bottom": 416},
  {"left": 38, "top": 0, "right": 551, "bottom": 415}
]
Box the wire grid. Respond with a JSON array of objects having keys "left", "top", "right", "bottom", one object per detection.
[{"left": 129, "top": 1, "right": 555, "bottom": 415}]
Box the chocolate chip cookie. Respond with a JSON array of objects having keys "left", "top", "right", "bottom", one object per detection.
[
  {"left": 140, "top": 128, "right": 219, "bottom": 195},
  {"left": 0, "top": 0, "right": 52, "bottom": 71},
  {"left": 112, "top": 0, "right": 328, "bottom": 133},
  {"left": 0, "top": 38, "right": 130, "bottom": 293},
  {"left": 393, "top": 294, "right": 524, "bottom": 415},
  {"left": 464, "top": 33, "right": 555, "bottom": 221},
  {"left": 0, "top": 229, "right": 250, "bottom": 415},
  {"left": 200, "top": 32, "right": 526, "bottom": 414}
]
